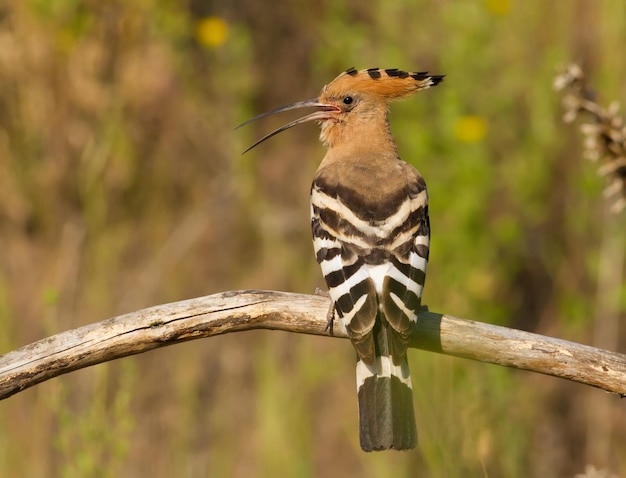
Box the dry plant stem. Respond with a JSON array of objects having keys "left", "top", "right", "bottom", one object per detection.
[
  {"left": 585, "top": 205, "right": 625, "bottom": 464},
  {"left": 555, "top": 64, "right": 626, "bottom": 464},
  {"left": 0, "top": 290, "right": 625, "bottom": 401}
]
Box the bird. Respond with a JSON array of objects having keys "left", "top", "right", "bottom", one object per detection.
[{"left": 237, "top": 67, "right": 443, "bottom": 451}]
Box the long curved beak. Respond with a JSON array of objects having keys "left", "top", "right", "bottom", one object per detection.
[{"left": 236, "top": 98, "right": 339, "bottom": 154}]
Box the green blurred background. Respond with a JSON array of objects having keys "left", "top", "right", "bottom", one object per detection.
[{"left": 0, "top": 0, "right": 625, "bottom": 476}]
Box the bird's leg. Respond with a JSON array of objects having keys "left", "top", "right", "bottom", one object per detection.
[
  {"left": 324, "top": 302, "right": 336, "bottom": 336},
  {"left": 314, "top": 288, "right": 336, "bottom": 336}
]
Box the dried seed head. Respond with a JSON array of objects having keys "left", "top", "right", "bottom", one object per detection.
[{"left": 556, "top": 64, "right": 626, "bottom": 213}]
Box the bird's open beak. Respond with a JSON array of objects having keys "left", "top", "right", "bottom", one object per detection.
[{"left": 236, "top": 98, "right": 340, "bottom": 154}]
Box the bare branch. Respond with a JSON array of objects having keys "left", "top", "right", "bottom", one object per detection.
[{"left": 0, "top": 290, "right": 625, "bottom": 400}]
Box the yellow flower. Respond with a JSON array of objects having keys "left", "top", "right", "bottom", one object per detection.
[
  {"left": 454, "top": 115, "right": 487, "bottom": 143},
  {"left": 484, "top": 0, "right": 511, "bottom": 16},
  {"left": 196, "top": 16, "right": 229, "bottom": 48}
]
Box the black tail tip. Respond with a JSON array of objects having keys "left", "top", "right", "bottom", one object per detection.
[
  {"left": 360, "top": 439, "right": 417, "bottom": 452},
  {"left": 357, "top": 375, "right": 418, "bottom": 452}
]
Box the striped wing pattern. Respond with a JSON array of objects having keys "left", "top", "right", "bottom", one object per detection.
[{"left": 311, "top": 170, "right": 429, "bottom": 451}]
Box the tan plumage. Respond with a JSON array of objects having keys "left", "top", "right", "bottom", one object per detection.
[{"left": 238, "top": 67, "right": 443, "bottom": 451}]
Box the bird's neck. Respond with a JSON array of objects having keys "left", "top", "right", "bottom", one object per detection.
[{"left": 320, "top": 111, "right": 398, "bottom": 158}]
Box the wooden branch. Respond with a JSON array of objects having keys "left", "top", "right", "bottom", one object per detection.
[{"left": 0, "top": 290, "right": 625, "bottom": 401}]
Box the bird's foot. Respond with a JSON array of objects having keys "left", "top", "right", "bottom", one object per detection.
[{"left": 314, "top": 288, "right": 335, "bottom": 336}]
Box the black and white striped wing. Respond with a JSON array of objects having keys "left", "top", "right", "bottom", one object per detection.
[
  {"left": 381, "top": 201, "right": 429, "bottom": 365},
  {"left": 310, "top": 173, "right": 429, "bottom": 364},
  {"left": 311, "top": 205, "right": 379, "bottom": 361}
]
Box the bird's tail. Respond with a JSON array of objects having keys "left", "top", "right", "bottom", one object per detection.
[{"left": 356, "top": 356, "right": 417, "bottom": 451}]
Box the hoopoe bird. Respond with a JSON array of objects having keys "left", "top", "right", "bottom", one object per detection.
[{"left": 238, "top": 67, "right": 443, "bottom": 451}]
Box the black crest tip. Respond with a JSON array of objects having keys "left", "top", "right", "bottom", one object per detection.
[
  {"left": 367, "top": 68, "right": 382, "bottom": 79},
  {"left": 429, "top": 75, "right": 445, "bottom": 86},
  {"left": 410, "top": 72, "right": 429, "bottom": 81}
]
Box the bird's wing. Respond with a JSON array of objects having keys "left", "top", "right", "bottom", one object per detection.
[
  {"left": 380, "top": 166, "right": 429, "bottom": 364},
  {"left": 311, "top": 183, "right": 379, "bottom": 365}
]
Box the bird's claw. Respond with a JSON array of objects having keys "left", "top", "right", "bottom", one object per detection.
[{"left": 314, "top": 288, "right": 335, "bottom": 336}]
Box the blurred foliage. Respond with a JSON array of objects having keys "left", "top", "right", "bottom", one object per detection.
[{"left": 0, "top": 0, "right": 625, "bottom": 477}]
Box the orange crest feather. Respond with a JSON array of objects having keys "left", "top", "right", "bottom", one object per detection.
[{"left": 322, "top": 67, "right": 444, "bottom": 100}]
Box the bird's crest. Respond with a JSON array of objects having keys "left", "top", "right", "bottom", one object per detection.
[{"left": 322, "top": 67, "right": 444, "bottom": 100}]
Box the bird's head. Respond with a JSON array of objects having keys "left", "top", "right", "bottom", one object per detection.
[{"left": 237, "top": 67, "right": 444, "bottom": 152}]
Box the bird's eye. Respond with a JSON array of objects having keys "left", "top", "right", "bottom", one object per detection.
[{"left": 343, "top": 96, "right": 354, "bottom": 105}]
